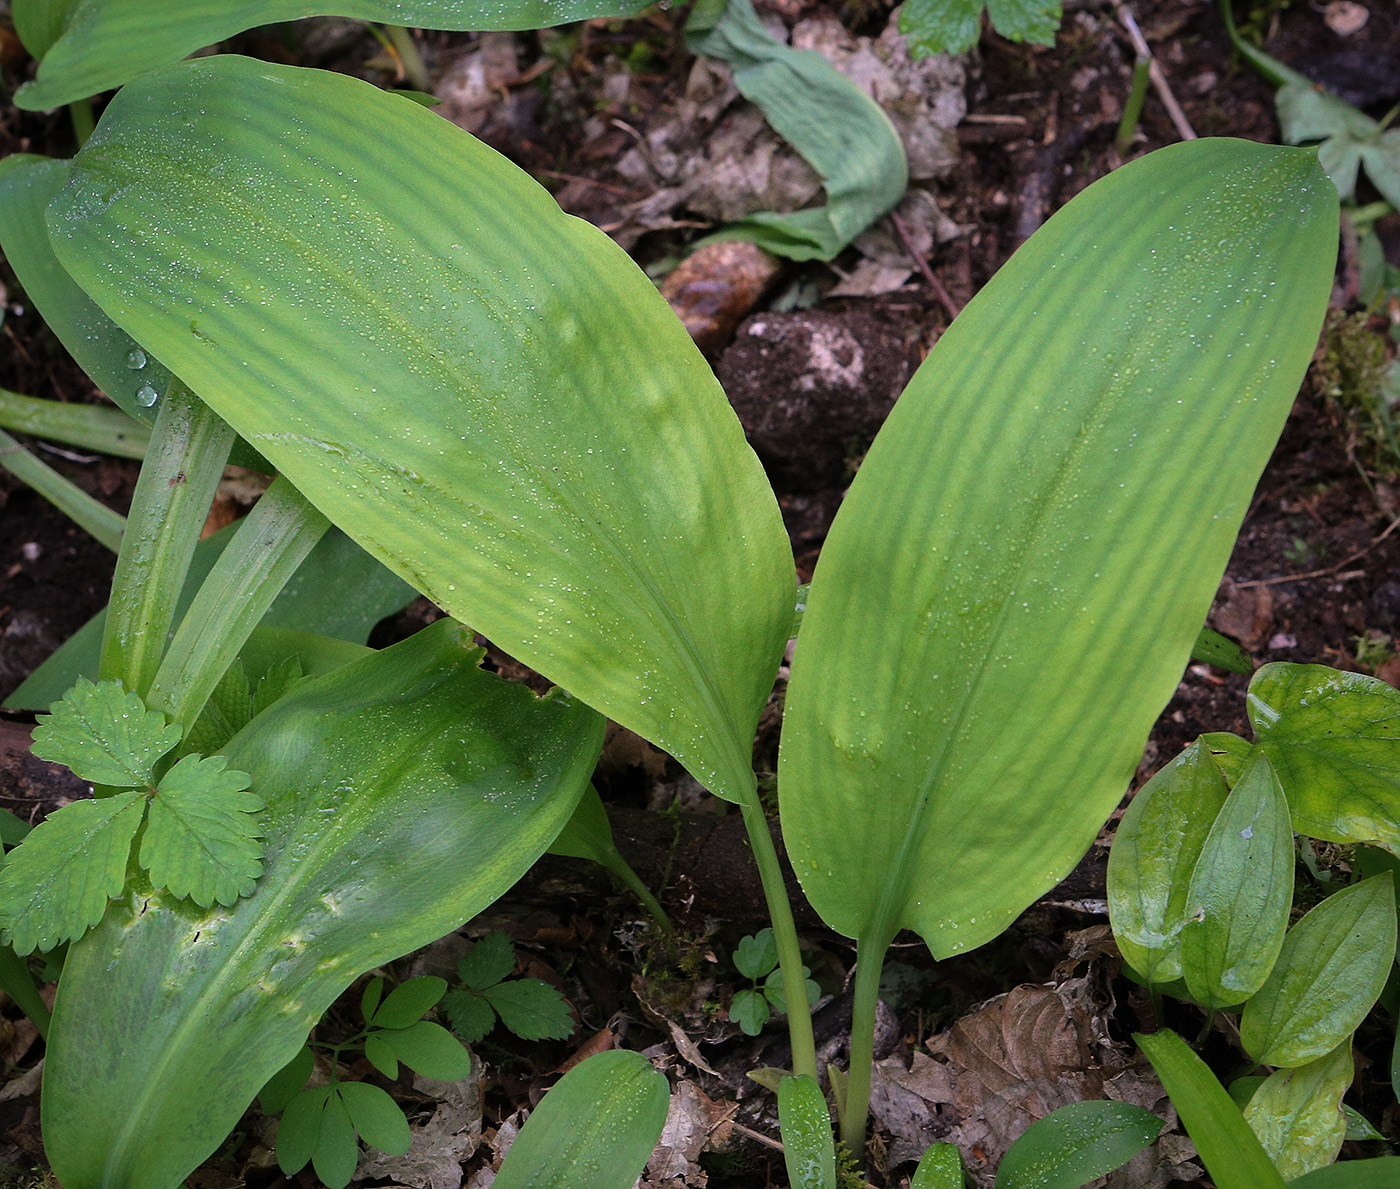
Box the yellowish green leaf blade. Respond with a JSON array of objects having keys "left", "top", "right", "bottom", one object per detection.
[
  {"left": 18, "top": 0, "right": 657, "bottom": 110},
  {"left": 994, "top": 1100, "right": 1163, "bottom": 1189},
  {"left": 1180, "top": 754, "right": 1295, "bottom": 1010},
  {"left": 1248, "top": 663, "right": 1400, "bottom": 852},
  {"left": 780, "top": 140, "right": 1337, "bottom": 956},
  {"left": 1240, "top": 875, "right": 1396, "bottom": 1068},
  {"left": 911, "top": 1142, "right": 963, "bottom": 1189},
  {"left": 0, "top": 790, "right": 145, "bottom": 954},
  {"left": 32, "top": 675, "right": 180, "bottom": 787},
  {"left": 1107, "top": 741, "right": 1231, "bottom": 985},
  {"left": 141, "top": 753, "right": 263, "bottom": 908},
  {"left": 1244, "top": 1042, "right": 1352, "bottom": 1180},
  {"left": 51, "top": 55, "right": 792, "bottom": 807}
]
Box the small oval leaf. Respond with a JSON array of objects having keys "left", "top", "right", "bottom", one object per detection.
[
  {"left": 911, "top": 1142, "right": 963, "bottom": 1188},
  {"left": 994, "top": 1100, "right": 1163, "bottom": 1189},
  {"left": 1180, "top": 753, "right": 1295, "bottom": 1009},
  {"left": 1240, "top": 874, "right": 1397, "bottom": 1067},
  {"left": 1243, "top": 1042, "right": 1353, "bottom": 1180},
  {"left": 492, "top": 1049, "right": 670, "bottom": 1189},
  {"left": 1108, "top": 741, "right": 1231, "bottom": 984}
]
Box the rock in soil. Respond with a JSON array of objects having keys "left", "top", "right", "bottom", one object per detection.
[{"left": 719, "top": 308, "right": 914, "bottom": 490}]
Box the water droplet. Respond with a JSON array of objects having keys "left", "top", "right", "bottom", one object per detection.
[
  {"left": 135, "top": 384, "right": 159, "bottom": 407},
  {"left": 125, "top": 348, "right": 147, "bottom": 369}
]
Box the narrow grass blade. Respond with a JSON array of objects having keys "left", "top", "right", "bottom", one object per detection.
[
  {"left": 0, "top": 389, "right": 149, "bottom": 459},
  {"left": 1136, "top": 1029, "right": 1287, "bottom": 1189},
  {"left": 0, "top": 427, "right": 124, "bottom": 550}
]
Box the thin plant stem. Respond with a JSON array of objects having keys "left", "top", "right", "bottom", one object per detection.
[
  {"left": 1115, "top": 57, "right": 1151, "bottom": 155},
  {"left": 146, "top": 476, "right": 329, "bottom": 728},
  {"left": 384, "top": 26, "right": 431, "bottom": 92},
  {"left": 738, "top": 796, "right": 818, "bottom": 1081},
  {"left": 99, "top": 379, "right": 234, "bottom": 697},
  {"left": 0, "top": 427, "right": 126, "bottom": 551},
  {"left": 0, "top": 388, "right": 150, "bottom": 459},
  {"left": 607, "top": 858, "right": 672, "bottom": 932},
  {"left": 841, "top": 931, "right": 894, "bottom": 1153},
  {"left": 69, "top": 99, "right": 95, "bottom": 147}
]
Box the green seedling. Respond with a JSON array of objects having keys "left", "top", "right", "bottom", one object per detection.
[
  {"left": 898, "top": 0, "right": 1060, "bottom": 57},
  {"left": 0, "top": 20, "right": 1338, "bottom": 1187},
  {"left": 1111, "top": 662, "right": 1400, "bottom": 1179},
  {"left": 729, "top": 928, "right": 820, "bottom": 1036},
  {"left": 261, "top": 975, "right": 471, "bottom": 1189},
  {"left": 442, "top": 931, "right": 574, "bottom": 1045}
]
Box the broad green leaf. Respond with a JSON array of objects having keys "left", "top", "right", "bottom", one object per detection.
[
  {"left": 443, "top": 989, "right": 497, "bottom": 1045},
  {"left": 140, "top": 754, "right": 263, "bottom": 908},
  {"left": 734, "top": 928, "right": 780, "bottom": 980},
  {"left": 492, "top": 1049, "right": 670, "bottom": 1189},
  {"left": 911, "top": 1142, "right": 963, "bottom": 1188},
  {"left": 1202, "top": 731, "right": 1253, "bottom": 785},
  {"left": 779, "top": 140, "right": 1336, "bottom": 959},
  {"left": 779, "top": 1074, "right": 836, "bottom": 1189},
  {"left": 994, "top": 1100, "right": 1163, "bottom": 1188},
  {"left": 1180, "top": 754, "right": 1295, "bottom": 1009},
  {"left": 364, "top": 1032, "right": 398, "bottom": 1078},
  {"left": 41, "top": 620, "right": 604, "bottom": 1189},
  {"left": 0, "top": 790, "right": 144, "bottom": 955},
  {"left": 1192, "top": 627, "right": 1254, "bottom": 674},
  {"left": 31, "top": 676, "right": 179, "bottom": 787},
  {"left": 458, "top": 931, "right": 515, "bottom": 990},
  {"left": 1136, "top": 1029, "right": 1287, "bottom": 1189},
  {"left": 371, "top": 975, "right": 446, "bottom": 1030},
  {"left": 1275, "top": 85, "right": 1400, "bottom": 208},
  {"left": 259, "top": 1045, "right": 313, "bottom": 1115},
  {"left": 1247, "top": 664, "right": 1400, "bottom": 853},
  {"left": 0, "top": 156, "right": 173, "bottom": 422},
  {"left": 483, "top": 978, "right": 574, "bottom": 1041},
  {"left": 1292, "top": 1158, "right": 1400, "bottom": 1188},
  {"left": 900, "top": 0, "right": 1059, "bottom": 57},
  {"left": 52, "top": 55, "right": 792, "bottom": 808},
  {"left": 1240, "top": 875, "right": 1396, "bottom": 1067},
  {"left": 1244, "top": 1042, "right": 1352, "bottom": 1180},
  {"left": 4, "top": 525, "right": 412, "bottom": 712},
  {"left": 1343, "top": 1105, "right": 1384, "bottom": 1142},
  {"left": 17, "top": 0, "right": 658, "bottom": 110},
  {"left": 1107, "top": 741, "right": 1231, "bottom": 985},
  {"left": 684, "top": 0, "right": 907, "bottom": 261},
  {"left": 338, "top": 1081, "right": 411, "bottom": 1156}
]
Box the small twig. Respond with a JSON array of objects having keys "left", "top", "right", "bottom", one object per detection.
[
  {"left": 729, "top": 1121, "right": 784, "bottom": 1153},
  {"left": 1235, "top": 510, "right": 1400, "bottom": 588},
  {"left": 889, "top": 212, "right": 961, "bottom": 323},
  {"left": 1114, "top": 2, "right": 1197, "bottom": 142}
]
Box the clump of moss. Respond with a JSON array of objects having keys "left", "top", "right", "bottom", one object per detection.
[{"left": 1311, "top": 310, "right": 1399, "bottom": 473}]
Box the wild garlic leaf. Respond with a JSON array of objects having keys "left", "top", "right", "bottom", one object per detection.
[
  {"left": 481, "top": 978, "right": 574, "bottom": 1041},
  {"left": 457, "top": 930, "right": 515, "bottom": 990},
  {"left": 31, "top": 676, "right": 180, "bottom": 787},
  {"left": 0, "top": 791, "right": 146, "bottom": 955},
  {"left": 140, "top": 754, "right": 263, "bottom": 908},
  {"left": 443, "top": 988, "right": 498, "bottom": 1045},
  {"left": 899, "top": 0, "right": 1059, "bottom": 57}
]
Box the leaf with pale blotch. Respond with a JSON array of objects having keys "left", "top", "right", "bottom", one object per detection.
[
  {"left": 1244, "top": 1043, "right": 1352, "bottom": 1180},
  {"left": 140, "top": 754, "right": 263, "bottom": 907},
  {"left": 31, "top": 676, "right": 179, "bottom": 787},
  {"left": 0, "top": 791, "right": 145, "bottom": 954},
  {"left": 1248, "top": 664, "right": 1400, "bottom": 852}
]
